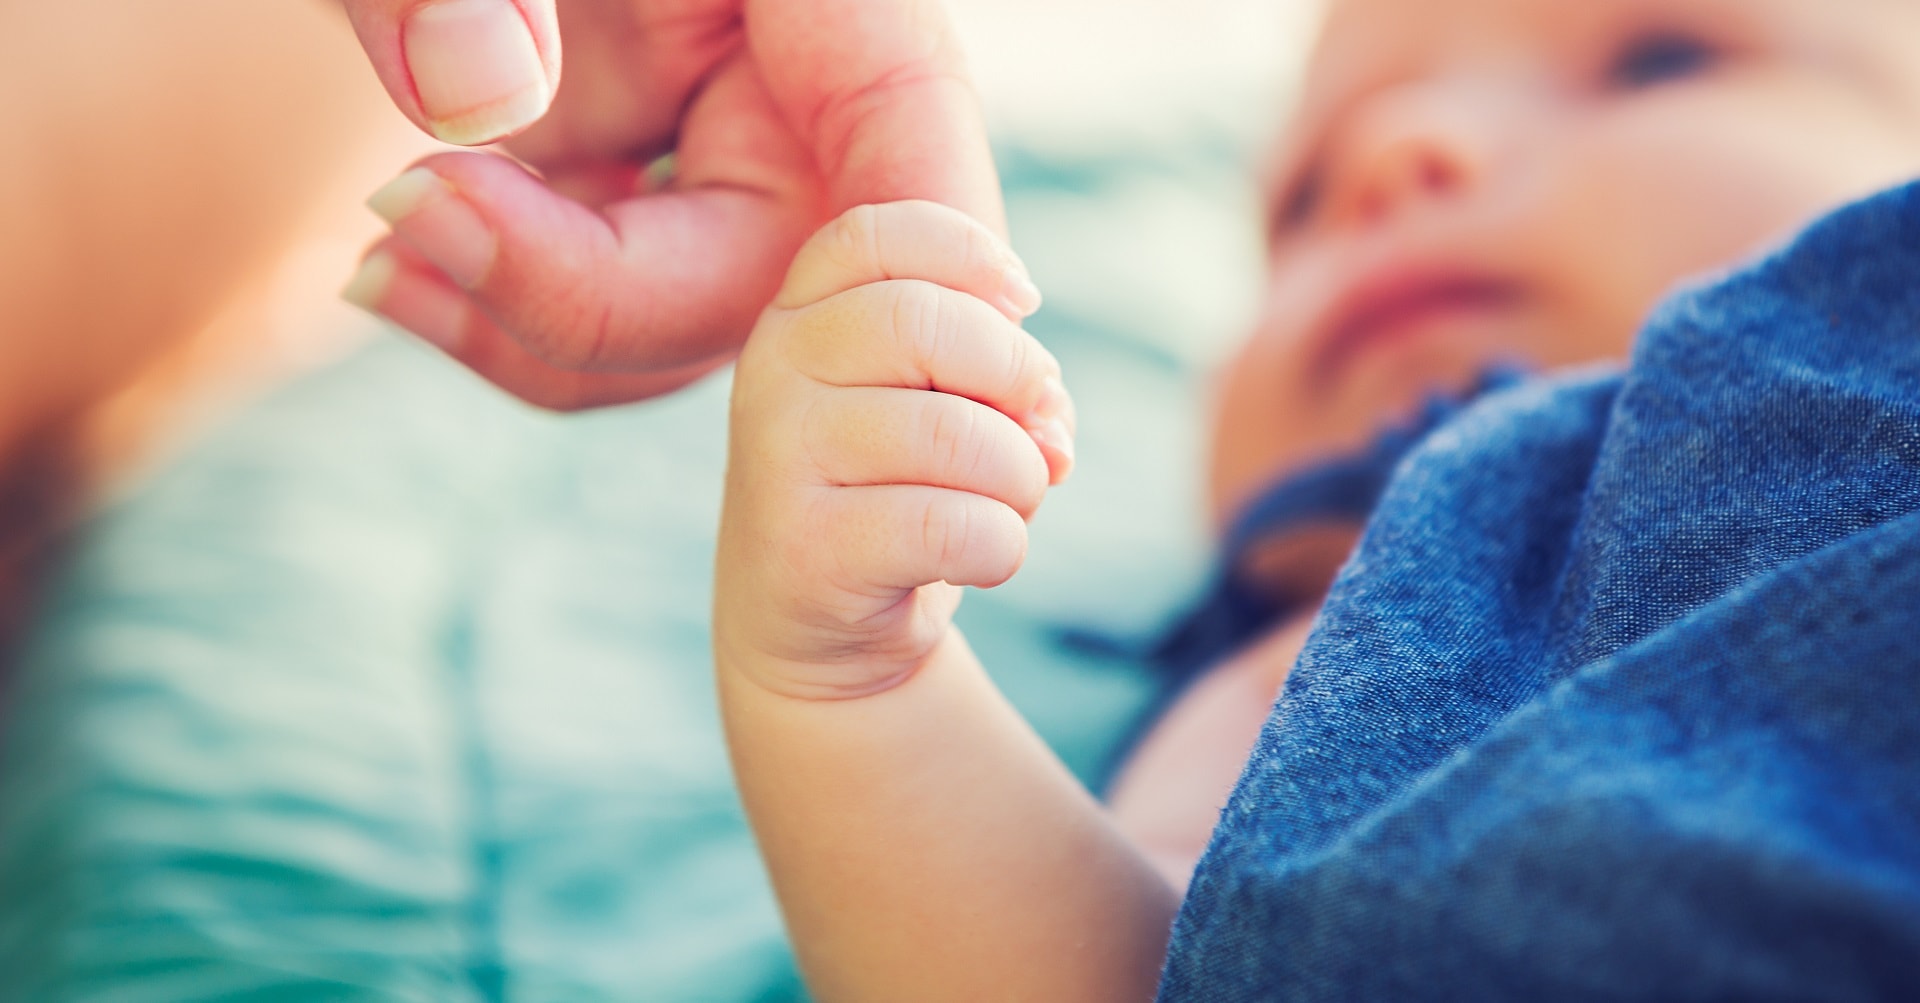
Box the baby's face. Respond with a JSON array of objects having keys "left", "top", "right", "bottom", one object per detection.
[{"left": 1210, "top": 0, "right": 1920, "bottom": 526}]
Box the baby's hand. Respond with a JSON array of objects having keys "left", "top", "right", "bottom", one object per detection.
[{"left": 715, "top": 201, "right": 1073, "bottom": 700}]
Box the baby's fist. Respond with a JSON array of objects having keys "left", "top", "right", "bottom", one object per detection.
[{"left": 716, "top": 202, "right": 1075, "bottom": 699}]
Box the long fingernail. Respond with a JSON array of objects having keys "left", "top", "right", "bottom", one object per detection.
[
  {"left": 404, "top": 0, "right": 551, "bottom": 146},
  {"left": 342, "top": 251, "right": 469, "bottom": 351},
  {"left": 367, "top": 167, "right": 496, "bottom": 290},
  {"left": 340, "top": 250, "right": 398, "bottom": 312},
  {"left": 999, "top": 265, "right": 1044, "bottom": 318}
]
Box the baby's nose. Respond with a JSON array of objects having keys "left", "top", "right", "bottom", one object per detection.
[{"left": 1324, "top": 80, "right": 1509, "bottom": 227}]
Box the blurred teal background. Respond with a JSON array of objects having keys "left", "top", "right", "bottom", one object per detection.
[{"left": 0, "top": 3, "right": 1308, "bottom": 998}]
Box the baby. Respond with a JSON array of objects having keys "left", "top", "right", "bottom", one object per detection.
[{"left": 713, "top": 0, "right": 1920, "bottom": 998}]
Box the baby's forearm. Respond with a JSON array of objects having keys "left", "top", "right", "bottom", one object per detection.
[
  {"left": 718, "top": 629, "right": 1179, "bottom": 1002},
  {"left": 715, "top": 201, "right": 1163, "bottom": 998}
]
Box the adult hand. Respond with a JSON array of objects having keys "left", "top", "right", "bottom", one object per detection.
[{"left": 338, "top": 0, "right": 1006, "bottom": 410}]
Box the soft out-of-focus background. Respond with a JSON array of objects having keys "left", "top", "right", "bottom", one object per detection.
[{"left": 0, "top": 1, "right": 1313, "bottom": 998}]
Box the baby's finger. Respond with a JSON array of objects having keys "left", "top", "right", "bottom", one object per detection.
[
  {"left": 342, "top": 245, "right": 722, "bottom": 410},
  {"left": 800, "top": 388, "right": 1050, "bottom": 520},
  {"left": 817, "top": 485, "right": 1029, "bottom": 592},
  {"left": 774, "top": 201, "right": 1043, "bottom": 322},
  {"left": 782, "top": 282, "right": 1076, "bottom": 483}
]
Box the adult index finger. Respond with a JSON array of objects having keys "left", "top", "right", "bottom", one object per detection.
[{"left": 749, "top": 0, "right": 1008, "bottom": 237}]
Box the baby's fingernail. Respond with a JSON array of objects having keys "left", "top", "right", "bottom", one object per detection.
[
  {"left": 1030, "top": 417, "right": 1077, "bottom": 483},
  {"left": 1031, "top": 376, "right": 1071, "bottom": 425},
  {"left": 368, "top": 167, "right": 496, "bottom": 290},
  {"left": 999, "top": 265, "right": 1044, "bottom": 318},
  {"left": 404, "top": 0, "right": 552, "bottom": 146},
  {"left": 340, "top": 250, "right": 398, "bottom": 313}
]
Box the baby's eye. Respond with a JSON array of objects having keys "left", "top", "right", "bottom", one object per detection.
[{"left": 1606, "top": 31, "right": 1719, "bottom": 89}]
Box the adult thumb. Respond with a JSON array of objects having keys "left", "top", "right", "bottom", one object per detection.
[{"left": 340, "top": 0, "right": 562, "bottom": 146}]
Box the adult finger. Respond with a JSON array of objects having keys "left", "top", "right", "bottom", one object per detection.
[
  {"left": 363, "top": 54, "right": 822, "bottom": 374},
  {"left": 749, "top": 0, "right": 1007, "bottom": 235},
  {"left": 343, "top": 242, "right": 724, "bottom": 410},
  {"left": 340, "top": 0, "right": 561, "bottom": 146}
]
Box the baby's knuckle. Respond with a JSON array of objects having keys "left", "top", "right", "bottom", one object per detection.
[
  {"left": 997, "top": 327, "right": 1037, "bottom": 394},
  {"left": 927, "top": 402, "right": 987, "bottom": 483},
  {"left": 920, "top": 495, "right": 970, "bottom": 568},
  {"left": 890, "top": 280, "right": 951, "bottom": 369},
  {"left": 792, "top": 395, "right": 838, "bottom": 483},
  {"left": 779, "top": 298, "right": 857, "bottom": 372}
]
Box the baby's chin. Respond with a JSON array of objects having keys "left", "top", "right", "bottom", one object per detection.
[{"left": 1209, "top": 338, "right": 1525, "bottom": 525}]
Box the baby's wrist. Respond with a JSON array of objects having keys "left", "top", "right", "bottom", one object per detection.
[{"left": 712, "top": 623, "right": 958, "bottom": 704}]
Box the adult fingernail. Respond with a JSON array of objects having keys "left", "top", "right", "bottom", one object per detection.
[
  {"left": 367, "top": 167, "right": 496, "bottom": 290},
  {"left": 340, "top": 250, "right": 398, "bottom": 313},
  {"left": 342, "top": 251, "right": 469, "bottom": 352},
  {"left": 404, "top": 0, "right": 551, "bottom": 146},
  {"left": 999, "top": 265, "right": 1044, "bottom": 318}
]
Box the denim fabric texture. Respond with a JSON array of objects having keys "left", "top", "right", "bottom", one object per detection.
[
  {"left": 1159, "top": 181, "right": 1920, "bottom": 1000},
  {"left": 1153, "top": 370, "right": 1524, "bottom": 686}
]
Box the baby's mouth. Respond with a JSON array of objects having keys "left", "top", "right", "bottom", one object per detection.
[{"left": 1316, "top": 269, "right": 1525, "bottom": 376}]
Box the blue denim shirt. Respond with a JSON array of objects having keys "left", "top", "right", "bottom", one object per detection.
[{"left": 1160, "top": 181, "right": 1920, "bottom": 1000}]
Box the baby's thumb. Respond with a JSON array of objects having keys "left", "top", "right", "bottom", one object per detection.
[{"left": 340, "top": 0, "right": 561, "bottom": 146}]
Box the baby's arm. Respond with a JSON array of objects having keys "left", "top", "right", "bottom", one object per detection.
[{"left": 714, "top": 201, "right": 1179, "bottom": 1002}]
